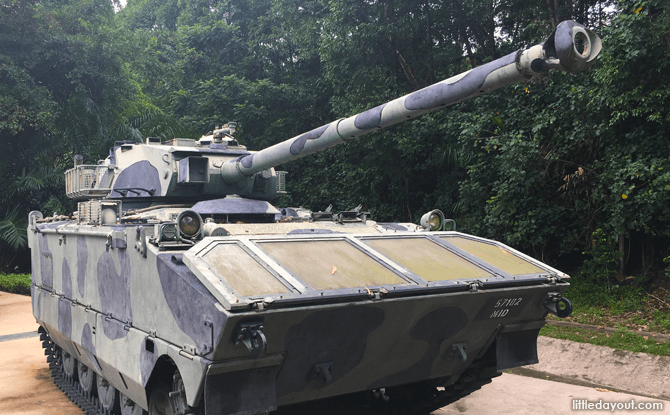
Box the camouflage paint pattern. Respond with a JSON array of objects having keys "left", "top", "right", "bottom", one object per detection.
[
  {"left": 29, "top": 19, "right": 600, "bottom": 415},
  {"left": 29, "top": 216, "right": 570, "bottom": 413}
]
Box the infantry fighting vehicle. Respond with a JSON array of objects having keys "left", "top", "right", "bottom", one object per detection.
[{"left": 29, "top": 20, "right": 600, "bottom": 415}]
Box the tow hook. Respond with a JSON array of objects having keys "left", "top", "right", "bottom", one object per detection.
[
  {"left": 544, "top": 293, "right": 573, "bottom": 318},
  {"left": 232, "top": 321, "right": 267, "bottom": 359},
  {"left": 309, "top": 362, "right": 334, "bottom": 384},
  {"left": 451, "top": 342, "right": 468, "bottom": 361}
]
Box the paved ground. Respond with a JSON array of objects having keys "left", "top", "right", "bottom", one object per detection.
[
  {"left": 522, "top": 336, "right": 670, "bottom": 400},
  {"left": 0, "top": 291, "right": 39, "bottom": 337},
  {"left": 0, "top": 292, "right": 81, "bottom": 415},
  {"left": 437, "top": 375, "right": 669, "bottom": 414},
  {"left": 1, "top": 291, "right": 668, "bottom": 415}
]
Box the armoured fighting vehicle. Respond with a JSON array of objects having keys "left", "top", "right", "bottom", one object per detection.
[{"left": 29, "top": 21, "right": 600, "bottom": 415}]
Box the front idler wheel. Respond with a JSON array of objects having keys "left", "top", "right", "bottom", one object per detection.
[{"left": 148, "top": 378, "right": 176, "bottom": 415}]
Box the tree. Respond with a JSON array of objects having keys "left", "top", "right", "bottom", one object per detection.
[
  {"left": 2, "top": 0, "right": 669, "bottom": 279},
  {"left": 0, "top": 0, "right": 166, "bottom": 269}
]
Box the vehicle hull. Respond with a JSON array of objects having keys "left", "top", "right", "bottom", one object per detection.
[{"left": 29, "top": 219, "right": 568, "bottom": 414}]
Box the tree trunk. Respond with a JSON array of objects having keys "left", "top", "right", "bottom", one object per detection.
[
  {"left": 546, "top": 0, "right": 557, "bottom": 28},
  {"left": 617, "top": 234, "right": 625, "bottom": 282}
]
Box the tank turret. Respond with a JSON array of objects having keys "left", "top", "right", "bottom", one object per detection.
[
  {"left": 65, "top": 21, "right": 599, "bottom": 212},
  {"left": 30, "top": 21, "right": 599, "bottom": 415},
  {"left": 65, "top": 122, "right": 281, "bottom": 210}
]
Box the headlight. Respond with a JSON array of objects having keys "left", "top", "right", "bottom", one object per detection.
[
  {"left": 420, "top": 209, "right": 445, "bottom": 231},
  {"left": 177, "top": 210, "right": 203, "bottom": 239},
  {"left": 160, "top": 223, "right": 177, "bottom": 241}
]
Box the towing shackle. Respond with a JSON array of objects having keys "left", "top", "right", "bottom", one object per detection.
[{"left": 544, "top": 293, "right": 573, "bottom": 318}]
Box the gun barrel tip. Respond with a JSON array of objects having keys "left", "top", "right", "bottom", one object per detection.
[{"left": 573, "top": 26, "right": 602, "bottom": 63}]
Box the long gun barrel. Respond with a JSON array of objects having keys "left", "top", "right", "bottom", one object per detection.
[{"left": 221, "top": 20, "right": 601, "bottom": 184}]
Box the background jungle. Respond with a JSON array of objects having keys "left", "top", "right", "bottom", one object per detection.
[{"left": 1, "top": 0, "right": 669, "bottom": 306}]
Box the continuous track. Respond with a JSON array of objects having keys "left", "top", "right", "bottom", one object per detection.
[
  {"left": 41, "top": 325, "right": 497, "bottom": 415},
  {"left": 41, "top": 328, "right": 112, "bottom": 415}
]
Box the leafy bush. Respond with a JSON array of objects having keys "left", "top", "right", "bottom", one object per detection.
[
  {"left": 580, "top": 229, "right": 621, "bottom": 290},
  {"left": 566, "top": 229, "right": 647, "bottom": 313},
  {"left": 652, "top": 311, "right": 670, "bottom": 332},
  {"left": 0, "top": 274, "right": 32, "bottom": 295},
  {"left": 566, "top": 273, "right": 646, "bottom": 314}
]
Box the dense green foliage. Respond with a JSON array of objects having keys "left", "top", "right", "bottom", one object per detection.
[
  {"left": 0, "top": 273, "right": 31, "bottom": 295},
  {"left": 1, "top": 0, "right": 669, "bottom": 289},
  {"left": 0, "top": 0, "right": 178, "bottom": 270}
]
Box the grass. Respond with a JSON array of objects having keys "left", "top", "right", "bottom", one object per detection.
[
  {"left": 539, "top": 269, "right": 670, "bottom": 356},
  {"left": 0, "top": 273, "right": 32, "bottom": 295},
  {"left": 564, "top": 276, "right": 648, "bottom": 314},
  {"left": 540, "top": 324, "right": 670, "bottom": 357},
  {"left": 550, "top": 273, "right": 670, "bottom": 335}
]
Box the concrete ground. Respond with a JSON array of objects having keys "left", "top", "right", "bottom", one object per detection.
[
  {"left": 438, "top": 374, "right": 669, "bottom": 414},
  {"left": 521, "top": 336, "right": 670, "bottom": 401},
  {"left": 1, "top": 291, "right": 668, "bottom": 415},
  {"left": 0, "top": 292, "right": 81, "bottom": 415}
]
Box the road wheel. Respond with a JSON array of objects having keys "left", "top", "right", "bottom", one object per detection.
[
  {"left": 62, "top": 351, "right": 77, "bottom": 380},
  {"left": 77, "top": 360, "right": 96, "bottom": 396},
  {"left": 121, "top": 393, "right": 148, "bottom": 415},
  {"left": 97, "top": 375, "right": 121, "bottom": 414},
  {"left": 148, "top": 378, "right": 175, "bottom": 415}
]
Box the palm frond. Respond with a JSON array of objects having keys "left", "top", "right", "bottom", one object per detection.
[
  {"left": 0, "top": 208, "right": 28, "bottom": 250},
  {"left": 8, "top": 167, "right": 63, "bottom": 195},
  {"left": 115, "top": 107, "right": 185, "bottom": 142}
]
